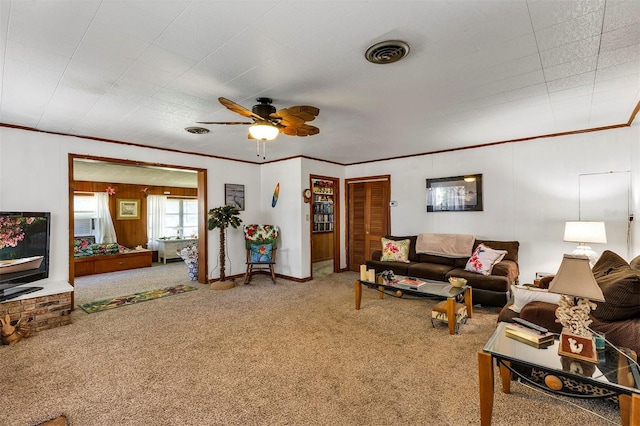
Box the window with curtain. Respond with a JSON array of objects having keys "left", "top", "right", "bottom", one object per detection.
[
  {"left": 94, "top": 192, "right": 117, "bottom": 244},
  {"left": 164, "top": 198, "right": 198, "bottom": 239},
  {"left": 73, "top": 194, "right": 97, "bottom": 237},
  {"left": 147, "top": 195, "right": 167, "bottom": 251}
]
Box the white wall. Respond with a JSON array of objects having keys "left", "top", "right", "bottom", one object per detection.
[
  {"left": 346, "top": 125, "right": 640, "bottom": 283},
  {"left": 0, "top": 127, "right": 261, "bottom": 284},
  {"left": 2, "top": 123, "right": 638, "bottom": 288},
  {"left": 258, "top": 158, "right": 302, "bottom": 278}
]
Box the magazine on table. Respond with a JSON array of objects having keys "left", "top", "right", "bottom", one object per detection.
[{"left": 395, "top": 277, "right": 426, "bottom": 290}]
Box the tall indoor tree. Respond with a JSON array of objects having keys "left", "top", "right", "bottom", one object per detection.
[{"left": 207, "top": 204, "right": 242, "bottom": 289}]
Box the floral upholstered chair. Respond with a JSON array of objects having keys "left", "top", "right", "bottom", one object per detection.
[{"left": 243, "top": 224, "right": 279, "bottom": 285}]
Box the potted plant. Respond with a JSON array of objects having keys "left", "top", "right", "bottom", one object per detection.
[{"left": 207, "top": 204, "right": 242, "bottom": 290}]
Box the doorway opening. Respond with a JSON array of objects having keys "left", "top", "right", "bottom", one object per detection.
[
  {"left": 310, "top": 175, "right": 340, "bottom": 278},
  {"left": 68, "top": 155, "right": 208, "bottom": 307}
]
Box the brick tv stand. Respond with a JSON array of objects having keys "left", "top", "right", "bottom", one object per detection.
[{"left": 0, "top": 282, "right": 74, "bottom": 333}]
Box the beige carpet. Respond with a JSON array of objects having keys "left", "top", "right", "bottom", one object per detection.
[
  {"left": 313, "top": 259, "right": 334, "bottom": 278},
  {"left": 1, "top": 264, "right": 620, "bottom": 425}
]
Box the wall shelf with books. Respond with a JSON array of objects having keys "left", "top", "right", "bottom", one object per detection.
[{"left": 312, "top": 178, "right": 334, "bottom": 233}]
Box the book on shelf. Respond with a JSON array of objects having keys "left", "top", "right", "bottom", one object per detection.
[{"left": 505, "top": 323, "right": 555, "bottom": 348}]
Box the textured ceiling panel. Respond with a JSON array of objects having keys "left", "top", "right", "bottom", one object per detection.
[{"left": 0, "top": 0, "right": 638, "bottom": 165}]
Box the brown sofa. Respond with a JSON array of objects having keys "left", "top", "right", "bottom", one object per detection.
[
  {"left": 366, "top": 235, "right": 519, "bottom": 307},
  {"left": 498, "top": 250, "right": 640, "bottom": 354}
]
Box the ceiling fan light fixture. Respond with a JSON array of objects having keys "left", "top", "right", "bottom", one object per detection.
[{"left": 249, "top": 122, "right": 279, "bottom": 141}]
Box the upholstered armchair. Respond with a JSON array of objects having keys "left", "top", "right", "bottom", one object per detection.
[{"left": 243, "top": 224, "right": 280, "bottom": 285}]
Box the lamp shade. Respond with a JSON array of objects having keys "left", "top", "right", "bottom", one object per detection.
[
  {"left": 563, "top": 221, "right": 607, "bottom": 244},
  {"left": 249, "top": 122, "right": 279, "bottom": 141},
  {"left": 548, "top": 254, "right": 605, "bottom": 302}
]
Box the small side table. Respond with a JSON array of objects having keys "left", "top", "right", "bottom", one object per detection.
[
  {"left": 478, "top": 322, "right": 640, "bottom": 425},
  {"left": 431, "top": 300, "right": 468, "bottom": 334}
]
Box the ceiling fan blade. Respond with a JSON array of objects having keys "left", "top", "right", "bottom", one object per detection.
[
  {"left": 271, "top": 105, "right": 319, "bottom": 124},
  {"left": 281, "top": 124, "right": 319, "bottom": 137},
  {"left": 196, "top": 121, "right": 252, "bottom": 125},
  {"left": 218, "top": 97, "right": 263, "bottom": 120}
]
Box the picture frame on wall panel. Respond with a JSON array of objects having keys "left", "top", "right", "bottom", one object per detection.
[
  {"left": 426, "top": 174, "right": 483, "bottom": 212},
  {"left": 225, "top": 184, "right": 245, "bottom": 211},
  {"left": 116, "top": 198, "right": 140, "bottom": 219}
]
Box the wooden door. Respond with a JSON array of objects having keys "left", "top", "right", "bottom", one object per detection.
[{"left": 347, "top": 177, "right": 390, "bottom": 271}]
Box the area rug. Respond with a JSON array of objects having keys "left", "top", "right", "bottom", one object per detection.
[{"left": 78, "top": 285, "right": 197, "bottom": 314}]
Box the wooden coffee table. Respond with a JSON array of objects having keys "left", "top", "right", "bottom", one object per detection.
[{"left": 354, "top": 275, "right": 472, "bottom": 335}]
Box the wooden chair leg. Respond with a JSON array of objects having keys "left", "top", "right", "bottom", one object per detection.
[
  {"left": 244, "top": 264, "right": 252, "bottom": 285},
  {"left": 270, "top": 264, "right": 276, "bottom": 284}
]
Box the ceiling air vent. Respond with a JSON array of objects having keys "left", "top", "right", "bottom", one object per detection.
[
  {"left": 184, "top": 127, "right": 210, "bottom": 134},
  {"left": 365, "top": 40, "right": 410, "bottom": 64}
]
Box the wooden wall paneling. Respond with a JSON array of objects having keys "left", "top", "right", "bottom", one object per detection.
[{"left": 73, "top": 180, "right": 197, "bottom": 249}]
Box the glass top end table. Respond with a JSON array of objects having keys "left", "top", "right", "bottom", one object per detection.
[{"left": 478, "top": 322, "right": 640, "bottom": 425}]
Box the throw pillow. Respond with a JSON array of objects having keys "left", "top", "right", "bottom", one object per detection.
[
  {"left": 464, "top": 244, "right": 507, "bottom": 275},
  {"left": 591, "top": 265, "right": 640, "bottom": 322},
  {"left": 592, "top": 250, "right": 629, "bottom": 277},
  {"left": 250, "top": 243, "right": 272, "bottom": 263},
  {"left": 508, "top": 285, "right": 561, "bottom": 313},
  {"left": 380, "top": 238, "right": 411, "bottom": 263}
]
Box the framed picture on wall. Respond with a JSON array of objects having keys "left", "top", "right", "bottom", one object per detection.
[
  {"left": 116, "top": 198, "right": 140, "bottom": 219},
  {"left": 426, "top": 174, "right": 483, "bottom": 212},
  {"left": 225, "top": 184, "right": 245, "bottom": 211}
]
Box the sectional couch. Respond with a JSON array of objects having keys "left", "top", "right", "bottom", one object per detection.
[
  {"left": 498, "top": 250, "right": 640, "bottom": 354},
  {"left": 366, "top": 234, "right": 520, "bottom": 307}
]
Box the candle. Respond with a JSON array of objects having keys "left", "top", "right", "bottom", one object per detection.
[
  {"left": 368, "top": 269, "right": 375, "bottom": 283},
  {"left": 360, "top": 265, "right": 367, "bottom": 281}
]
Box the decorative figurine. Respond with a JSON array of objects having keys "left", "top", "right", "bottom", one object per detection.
[{"left": 0, "top": 314, "right": 31, "bottom": 345}]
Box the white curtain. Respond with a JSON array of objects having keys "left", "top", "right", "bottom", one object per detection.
[
  {"left": 94, "top": 192, "right": 117, "bottom": 244},
  {"left": 147, "top": 195, "right": 167, "bottom": 251}
]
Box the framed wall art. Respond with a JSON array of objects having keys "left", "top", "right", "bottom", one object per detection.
[
  {"left": 225, "top": 184, "right": 245, "bottom": 211},
  {"left": 426, "top": 174, "right": 483, "bottom": 212},
  {"left": 116, "top": 198, "right": 140, "bottom": 219}
]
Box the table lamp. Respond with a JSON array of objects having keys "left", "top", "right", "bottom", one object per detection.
[
  {"left": 563, "top": 221, "right": 607, "bottom": 267},
  {"left": 548, "top": 254, "right": 605, "bottom": 363}
]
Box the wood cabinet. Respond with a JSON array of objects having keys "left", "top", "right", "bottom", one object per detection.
[
  {"left": 156, "top": 238, "right": 198, "bottom": 264},
  {"left": 74, "top": 250, "right": 152, "bottom": 277},
  {"left": 312, "top": 232, "right": 334, "bottom": 262}
]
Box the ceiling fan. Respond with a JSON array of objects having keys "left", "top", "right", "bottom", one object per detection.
[{"left": 198, "top": 97, "right": 320, "bottom": 140}]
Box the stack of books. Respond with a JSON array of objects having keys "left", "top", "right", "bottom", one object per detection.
[
  {"left": 505, "top": 323, "right": 555, "bottom": 348},
  {"left": 395, "top": 277, "right": 426, "bottom": 290}
]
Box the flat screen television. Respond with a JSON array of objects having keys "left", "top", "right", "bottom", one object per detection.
[{"left": 0, "top": 212, "right": 51, "bottom": 302}]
